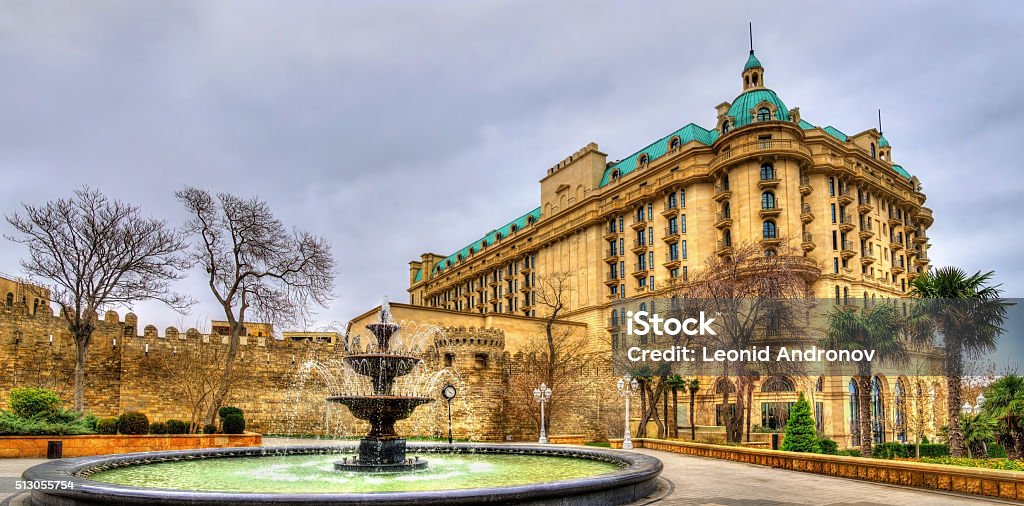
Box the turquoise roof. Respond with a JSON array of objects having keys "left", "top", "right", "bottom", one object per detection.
[
  {"left": 798, "top": 119, "right": 815, "bottom": 130},
  {"left": 878, "top": 135, "right": 890, "bottom": 148},
  {"left": 432, "top": 207, "right": 542, "bottom": 276},
  {"left": 744, "top": 52, "right": 762, "bottom": 71},
  {"left": 727, "top": 88, "right": 789, "bottom": 128},
  {"left": 598, "top": 123, "right": 719, "bottom": 187},
  {"left": 822, "top": 126, "right": 848, "bottom": 142},
  {"left": 891, "top": 164, "right": 911, "bottom": 180},
  {"left": 413, "top": 268, "right": 422, "bottom": 283}
]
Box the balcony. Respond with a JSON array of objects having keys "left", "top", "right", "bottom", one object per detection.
[
  {"left": 892, "top": 261, "right": 905, "bottom": 275},
  {"left": 792, "top": 205, "right": 812, "bottom": 227},
  {"left": 758, "top": 176, "right": 781, "bottom": 189},
  {"left": 858, "top": 199, "right": 873, "bottom": 214},
  {"left": 837, "top": 187, "right": 853, "bottom": 205},
  {"left": 713, "top": 184, "right": 732, "bottom": 202},
  {"left": 859, "top": 221, "right": 874, "bottom": 239},
  {"left": 801, "top": 232, "right": 815, "bottom": 252},
  {"left": 906, "top": 247, "right": 919, "bottom": 257},
  {"left": 716, "top": 239, "right": 733, "bottom": 256},
  {"left": 761, "top": 235, "right": 782, "bottom": 247},
  {"left": 840, "top": 240, "right": 856, "bottom": 259},
  {"left": 714, "top": 211, "right": 732, "bottom": 229},
  {"left": 607, "top": 319, "right": 621, "bottom": 330},
  {"left": 661, "top": 202, "right": 679, "bottom": 217},
  {"left": 604, "top": 250, "right": 619, "bottom": 263},
  {"left": 904, "top": 222, "right": 917, "bottom": 233},
  {"left": 662, "top": 227, "right": 680, "bottom": 243},
  {"left": 860, "top": 249, "right": 875, "bottom": 266},
  {"left": 631, "top": 239, "right": 648, "bottom": 253},
  {"left": 520, "top": 283, "right": 532, "bottom": 292},
  {"left": 603, "top": 228, "right": 618, "bottom": 241},
  {"left": 914, "top": 207, "right": 934, "bottom": 226},
  {"left": 838, "top": 214, "right": 855, "bottom": 232},
  {"left": 914, "top": 234, "right": 928, "bottom": 245},
  {"left": 631, "top": 217, "right": 648, "bottom": 230},
  {"left": 503, "top": 291, "right": 514, "bottom": 299},
  {"left": 914, "top": 253, "right": 930, "bottom": 266},
  {"left": 890, "top": 238, "right": 904, "bottom": 251},
  {"left": 632, "top": 264, "right": 650, "bottom": 278},
  {"left": 520, "top": 264, "right": 532, "bottom": 275},
  {"left": 799, "top": 175, "right": 812, "bottom": 195},
  {"left": 759, "top": 203, "right": 781, "bottom": 218},
  {"left": 663, "top": 253, "right": 682, "bottom": 269}
]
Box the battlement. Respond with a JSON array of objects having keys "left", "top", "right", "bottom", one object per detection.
[
  {"left": 434, "top": 326, "right": 505, "bottom": 349},
  {"left": 546, "top": 142, "right": 601, "bottom": 176}
]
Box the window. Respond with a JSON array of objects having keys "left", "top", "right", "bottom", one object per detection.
[
  {"left": 670, "top": 137, "right": 681, "bottom": 149},
  {"left": 610, "top": 169, "right": 620, "bottom": 180},
  {"left": 761, "top": 402, "right": 794, "bottom": 430},
  {"left": 680, "top": 215, "right": 686, "bottom": 233},
  {"left": 444, "top": 353, "right": 455, "bottom": 367},
  {"left": 829, "top": 177, "right": 836, "bottom": 196},
  {"left": 681, "top": 240, "right": 687, "bottom": 259},
  {"left": 849, "top": 379, "right": 861, "bottom": 443},
  {"left": 4, "top": 292, "right": 11, "bottom": 308},
  {"left": 475, "top": 353, "right": 489, "bottom": 369},
  {"left": 761, "top": 376, "right": 795, "bottom": 392},
  {"left": 894, "top": 378, "right": 908, "bottom": 443},
  {"left": 760, "top": 162, "right": 774, "bottom": 180},
  {"left": 831, "top": 203, "right": 837, "bottom": 223},
  {"left": 764, "top": 249, "right": 776, "bottom": 257},
  {"left": 833, "top": 257, "right": 839, "bottom": 273},
  {"left": 668, "top": 216, "right": 677, "bottom": 234},
  {"left": 870, "top": 143, "right": 876, "bottom": 158},
  {"left": 757, "top": 107, "right": 771, "bottom": 122},
  {"left": 647, "top": 203, "right": 653, "bottom": 220},
  {"left": 667, "top": 192, "right": 677, "bottom": 209},
  {"left": 638, "top": 154, "right": 649, "bottom": 167},
  {"left": 679, "top": 189, "right": 686, "bottom": 208},
  {"left": 669, "top": 242, "right": 679, "bottom": 261},
  {"left": 761, "top": 191, "right": 775, "bottom": 209},
  {"left": 871, "top": 376, "right": 886, "bottom": 444},
  {"left": 723, "top": 229, "right": 732, "bottom": 247},
  {"left": 762, "top": 220, "right": 777, "bottom": 239},
  {"left": 714, "top": 378, "right": 736, "bottom": 394},
  {"left": 722, "top": 201, "right": 730, "bottom": 219},
  {"left": 722, "top": 120, "right": 730, "bottom": 133}
]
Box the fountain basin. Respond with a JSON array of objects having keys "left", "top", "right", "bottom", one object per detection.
[
  {"left": 23, "top": 444, "right": 662, "bottom": 505},
  {"left": 343, "top": 354, "right": 422, "bottom": 379}
]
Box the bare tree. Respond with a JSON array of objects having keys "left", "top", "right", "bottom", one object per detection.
[
  {"left": 147, "top": 342, "right": 249, "bottom": 432},
  {"left": 176, "top": 188, "right": 335, "bottom": 425},
  {"left": 668, "top": 241, "right": 819, "bottom": 442},
  {"left": 5, "top": 187, "right": 189, "bottom": 410}
]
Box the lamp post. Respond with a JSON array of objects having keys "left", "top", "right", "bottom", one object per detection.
[
  {"left": 533, "top": 383, "right": 552, "bottom": 444},
  {"left": 616, "top": 373, "right": 639, "bottom": 449},
  {"left": 442, "top": 384, "right": 457, "bottom": 444}
]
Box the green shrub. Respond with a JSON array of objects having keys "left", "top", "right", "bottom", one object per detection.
[
  {"left": 222, "top": 413, "right": 245, "bottom": 434},
  {"left": 988, "top": 443, "right": 1008, "bottom": 458},
  {"left": 920, "top": 436, "right": 930, "bottom": 444},
  {"left": 780, "top": 393, "right": 820, "bottom": 453},
  {"left": 165, "top": 419, "right": 189, "bottom": 434},
  {"left": 0, "top": 411, "right": 96, "bottom": 436},
  {"left": 908, "top": 443, "right": 949, "bottom": 458},
  {"left": 872, "top": 442, "right": 909, "bottom": 459},
  {"left": 8, "top": 387, "right": 62, "bottom": 420},
  {"left": 149, "top": 422, "right": 167, "bottom": 434},
  {"left": 920, "top": 457, "right": 1024, "bottom": 472},
  {"left": 837, "top": 449, "right": 863, "bottom": 457},
  {"left": 95, "top": 417, "right": 118, "bottom": 435},
  {"left": 202, "top": 423, "right": 218, "bottom": 435},
  {"left": 818, "top": 437, "right": 838, "bottom": 455},
  {"left": 218, "top": 406, "right": 243, "bottom": 420},
  {"left": 118, "top": 411, "right": 149, "bottom": 435}
]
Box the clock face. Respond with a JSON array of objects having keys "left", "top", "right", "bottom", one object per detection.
[{"left": 442, "top": 385, "right": 457, "bottom": 400}]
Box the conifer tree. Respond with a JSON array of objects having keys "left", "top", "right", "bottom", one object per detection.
[{"left": 781, "top": 393, "right": 821, "bottom": 453}]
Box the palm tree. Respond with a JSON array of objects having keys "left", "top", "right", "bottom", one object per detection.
[
  {"left": 665, "top": 375, "right": 686, "bottom": 438},
  {"left": 981, "top": 375, "right": 1024, "bottom": 460},
  {"left": 960, "top": 412, "right": 996, "bottom": 459},
  {"left": 910, "top": 267, "right": 1010, "bottom": 457},
  {"left": 821, "top": 302, "right": 908, "bottom": 456},
  {"left": 688, "top": 378, "right": 700, "bottom": 440}
]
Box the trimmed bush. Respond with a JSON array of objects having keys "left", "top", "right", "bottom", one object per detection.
[
  {"left": 202, "top": 424, "right": 218, "bottom": 435},
  {"left": 165, "top": 419, "right": 189, "bottom": 434},
  {"left": 218, "top": 406, "right": 243, "bottom": 420},
  {"left": 818, "top": 437, "right": 838, "bottom": 455},
  {"left": 8, "top": 387, "right": 62, "bottom": 420},
  {"left": 837, "top": 449, "right": 863, "bottom": 457},
  {"left": 149, "top": 421, "right": 167, "bottom": 434},
  {"left": 872, "top": 442, "right": 909, "bottom": 459},
  {"left": 95, "top": 417, "right": 119, "bottom": 435},
  {"left": 781, "top": 393, "right": 820, "bottom": 453},
  {"left": 908, "top": 443, "right": 949, "bottom": 458},
  {"left": 222, "top": 413, "right": 245, "bottom": 434},
  {"left": 118, "top": 411, "right": 149, "bottom": 435}
]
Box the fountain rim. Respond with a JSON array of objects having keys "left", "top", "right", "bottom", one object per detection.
[{"left": 22, "top": 443, "right": 662, "bottom": 505}]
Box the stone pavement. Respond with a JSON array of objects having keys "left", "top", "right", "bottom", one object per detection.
[{"left": 0, "top": 442, "right": 1013, "bottom": 505}]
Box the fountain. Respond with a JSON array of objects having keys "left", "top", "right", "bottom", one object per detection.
[
  {"left": 327, "top": 301, "right": 432, "bottom": 472},
  {"left": 22, "top": 300, "right": 663, "bottom": 505}
]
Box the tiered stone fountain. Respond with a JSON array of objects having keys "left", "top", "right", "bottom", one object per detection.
[{"left": 327, "top": 301, "right": 432, "bottom": 472}]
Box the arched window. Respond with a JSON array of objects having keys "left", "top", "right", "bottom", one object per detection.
[
  {"left": 722, "top": 201, "right": 731, "bottom": 218},
  {"left": 679, "top": 189, "right": 686, "bottom": 207},
  {"left": 481, "top": 240, "right": 488, "bottom": 248},
  {"left": 722, "top": 174, "right": 730, "bottom": 190},
  {"left": 764, "top": 249, "right": 776, "bottom": 257},
  {"left": 871, "top": 376, "right": 886, "bottom": 444},
  {"left": 638, "top": 154, "right": 649, "bottom": 167},
  {"left": 639, "top": 302, "right": 647, "bottom": 312},
  {"left": 761, "top": 375, "right": 795, "bottom": 392},
  {"left": 457, "top": 254, "right": 463, "bottom": 261},
  {"left": 667, "top": 192, "right": 677, "bottom": 209},
  {"left": 762, "top": 220, "right": 777, "bottom": 239},
  {"left": 527, "top": 215, "right": 536, "bottom": 224},
  {"left": 894, "top": 378, "right": 908, "bottom": 443},
  {"left": 757, "top": 107, "right": 771, "bottom": 122},
  {"left": 32, "top": 298, "right": 39, "bottom": 314},
  {"left": 469, "top": 247, "right": 475, "bottom": 254},
  {"left": 752, "top": 73, "right": 759, "bottom": 86},
  {"left": 723, "top": 229, "right": 732, "bottom": 246},
  {"left": 715, "top": 378, "right": 736, "bottom": 394},
  {"left": 670, "top": 137, "right": 681, "bottom": 149},
  {"left": 870, "top": 143, "right": 876, "bottom": 158},
  {"left": 495, "top": 232, "right": 502, "bottom": 240},
  {"left": 761, "top": 191, "right": 775, "bottom": 209},
  {"left": 849, "top": 379, "right": 861, "bottom": 442},
  {"left": 722, "top": 121, "right": 730, "bottom": 134},
  {"left": 760, "top": 162, "right": 774, "bottom": 180},
  {"left": 4, "top": 292, "right": 12, "bottom": 308},
  {"left": 610, "top": 169, "right": 620, "bottom": 181},
  {"left": 816, "top": 376, "right": 824, "bottom": 392},
  {"left": 610, "top": 309, "right": 618, "bottom": 325},
  {"left": 510, "top": 224, "right": 518, "bottom": 233}
]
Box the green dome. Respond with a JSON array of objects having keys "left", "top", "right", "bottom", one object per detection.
[
  {"left": 744, "top": 52, "right": 762, "bottom": 71},
  {"left": 727, "top": 88, "right": 789, "bottom": 128}
]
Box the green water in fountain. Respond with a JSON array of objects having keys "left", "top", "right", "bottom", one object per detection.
[{"left": 88, "top": 453, "right": 619, "bottom": 493}]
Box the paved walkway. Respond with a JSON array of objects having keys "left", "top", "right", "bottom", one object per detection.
[{"left": 0, "top": 443, "right": 1012, "bottom": 505}]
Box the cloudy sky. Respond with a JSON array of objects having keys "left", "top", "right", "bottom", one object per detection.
[{"left": 1, "top": 1, "right": 1022, "bottom": 332}]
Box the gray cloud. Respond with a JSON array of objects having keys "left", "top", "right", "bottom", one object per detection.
[{"left": 1, "top": 0, "right": 1022, "bottom": 331}]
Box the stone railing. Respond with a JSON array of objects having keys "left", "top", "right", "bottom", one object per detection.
[
  {"left": 0, "top": 432, "right": 262, "bottom": 458},
  {"left": 610, "top": 438, "right": 1024, "bottom": 502},
  {"left": 548, "top": 434, "right": 586, "bottom": 445}
]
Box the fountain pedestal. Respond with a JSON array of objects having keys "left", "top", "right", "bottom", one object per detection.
[{"left": 328, "top": 303, "right": 433, "bottom": 473}]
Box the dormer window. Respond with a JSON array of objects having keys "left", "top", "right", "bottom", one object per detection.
[
  {"left": 638, "top": 154, "right": 649, "bottom": 167},
  {"left": 670, "top": 137, "right": 681, "bottom": 150},
  {"left": 722, "top": 121, "right": 730, "bottom": 134},
  {"left": 610, "top": 169, "right": 620, "bottom": 181},
  {"left": 757, "top": 107, "right": 771, "bottom": 122}
]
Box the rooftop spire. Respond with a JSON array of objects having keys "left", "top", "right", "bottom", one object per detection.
[
  {"left": 749, "top": 21, "right": 754, "bottom": 54},
  {"left": 878, "top": 109, "right": 883, "bottom": 136}
]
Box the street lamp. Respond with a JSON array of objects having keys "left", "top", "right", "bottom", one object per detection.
[
  {"left": 616, "top": 373, "right": 639, "bottom": 449},
  {"left": 533, "top": 383, "right": 552, "bottom": 444}
]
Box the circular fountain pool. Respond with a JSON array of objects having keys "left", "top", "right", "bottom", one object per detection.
[{"left": 23, "top": 444, "right": 662, "bottom": 505}]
